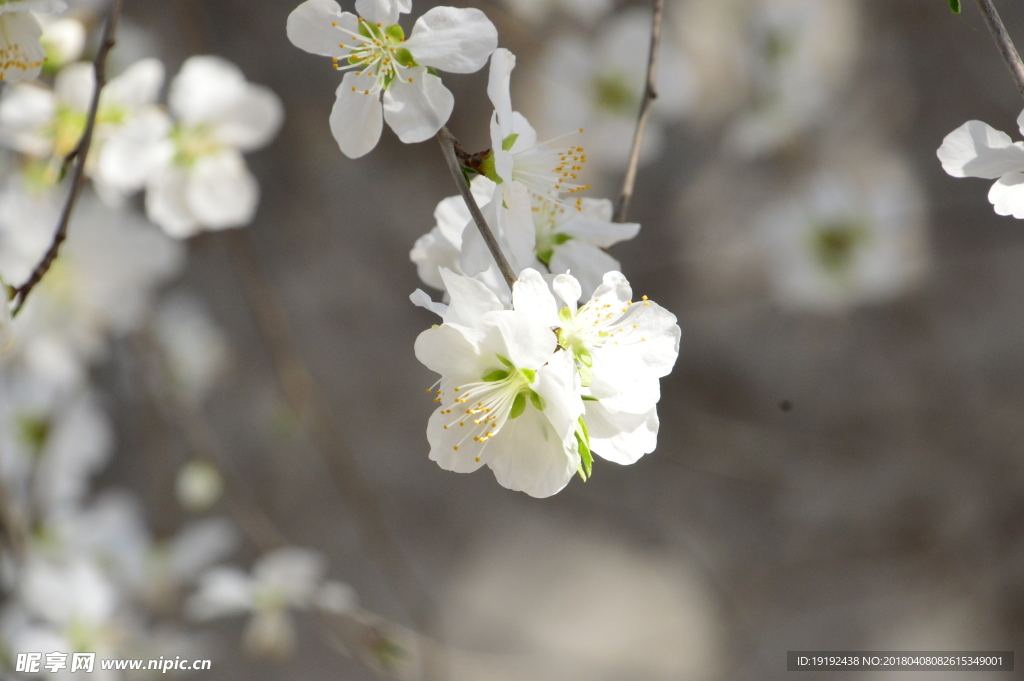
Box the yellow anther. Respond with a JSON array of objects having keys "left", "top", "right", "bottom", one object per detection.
[
  {"left": 351, "top": 86, "right": 357, "bottom": 91},
  {"left": 642, "top": 295, "right": 648, "bottom": 300},
  {"left": 443, "top": 425, "right": 448, "bottom": 429},
  {"left": 475, "top": 457, "right": 481, "bottom": 462},
  {"left": 453, "top": 446, "right": 459, "bottom": 450}
]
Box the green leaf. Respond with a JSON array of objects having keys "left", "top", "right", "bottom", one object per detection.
[
  {"left": 385, "top": 23, "right": 405, "bottom": 41},
  {"left": 575, "top": 418, "right": 593, "bottom": 481},
  {"left": 520, "top": 367, "right": 536, "bottom": 383},
  {"left": 949, "top": 0, "right": 960, "bottom": 13},
  {"left": 393, "top": 47, "right": 416, "bottom": 67},
  {"left": 558, "top": 306, "right": 574, "bottom": 325},
  {"left": 496, "top": 354, "right": 515, "bottom": 369},
  {"left": 427, "top": 66, "right": 439, "bottom": 77},
  {"left": 552, "top": 233, "right": 573, "bottom": 245},
  {"left": 479, "top": 151, "right": 503, "bottom": 184},
  {"left": 482, "top": 369, "right": 509, "bottom": 382},
  {"left": 510, "top": 392, "right": 527, "bottom": 419},
  {"left": 501, "top": 133, "right": 519, "bottom": 151},
  {"left": 529, "top": 389, "right": 545, "bottom": 411}
]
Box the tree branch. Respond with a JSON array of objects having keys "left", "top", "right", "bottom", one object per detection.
[
  {"left": 614, "top": 0, "right": 664, "bottom": 223},
  {"left": 436, "top": 127, "right": 518, "bottom": 290},
  {"left": 10, "top": 0, "right": 125, "bottom": 315},
  {"left": 975, "top": 0, "right": 1024, "bottom": 98}
]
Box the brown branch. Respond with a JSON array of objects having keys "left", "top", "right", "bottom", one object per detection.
[
  {"left": 436, "top": 127, "right": 518, "bottom": 290},
  {"left": 10, "top": 0, "right": 125, "bottom": 315},
  {"left": 614, "top": 0, "right": 664, "bottom": 223},
  {"left": 975, "top": 0, "right": 1024, "bottom": 98}
]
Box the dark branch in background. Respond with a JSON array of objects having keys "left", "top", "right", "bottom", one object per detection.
[
  {"left": 614, "top": 0, "right": 664, "bottom": 223},
  {"left": 10, "top": 0, "right": 125, "bottom": 315},
  {"left": 223, "top": 232, "right": 447, "bottom": 681},
  {"left": 437, "top": 126, "right": 518, "bottom": 290}
]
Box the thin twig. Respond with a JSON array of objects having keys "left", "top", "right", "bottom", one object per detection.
[
  {"left": 436, "top": 127, "right": 518, "bottom": 290},
  {"left": 10, "top": 0, "right": 124, "bottom": 315},
  {"left": 223, "top": 231, "right": 447, "bottom": 681},
  {"left": 975, "top": 0, "right": 1024, "bottom": 98},
  {"left": 614, "top": 0, "right": 664, "bottom": 223}
]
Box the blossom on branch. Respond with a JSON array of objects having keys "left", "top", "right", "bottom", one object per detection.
[
  {"left": 937, "top": 113, "right": 1024, "bottom": 220},
  {"left": 287, "top": 0, "right": 498, "bottom": 158},
  {"left": 0, "top": 0, "right": 66, "bottom": 83}
]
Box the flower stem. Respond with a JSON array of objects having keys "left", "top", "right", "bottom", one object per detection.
[
  {"left": 437, "top": 126, "right": 518, "bottom": 290},
  {"left": 614, "top": 0, "right": 664, "bottom": 223},
  {"left": 10, "top": 0, "right": 125, "bottom": 316},
  {"left": 975, "top": 0, "right": 1024, "bottom": 99}
]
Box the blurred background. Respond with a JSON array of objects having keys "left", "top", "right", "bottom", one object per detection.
[{"left": 5, "top": 0, "right": 1024, "bottom": 679}]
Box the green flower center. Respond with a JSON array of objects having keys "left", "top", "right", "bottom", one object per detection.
[{"left": 811, "top": 221, "right": 869, "bottom": 274}]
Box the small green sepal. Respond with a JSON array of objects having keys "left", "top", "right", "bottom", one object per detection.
[
  {"left": 949, "top": 0, "right": 960, "bottom": 13},
  {"left": 385, "top": 24, "right": 405, "bottom": 41},
  {"left": 482, "top": 369, "right": 509, "bottom": 382},
  {"left": 501, "top": 133, "right": 519, "bottom": 151},
  {"left": 510, "top": 392, "right": 526, "bottom": 419}
]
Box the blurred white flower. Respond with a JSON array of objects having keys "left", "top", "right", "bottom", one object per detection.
[
  {"left": 937, "top": 113, "right": 1024, "bottom": 220},
  {"left": 535, "top": 9, "right": 696, "bottom": 170},
  {"left": 0, "top": 58, "right": 166, "bottom": 193},
  {"left": 38, "top": 16, "right": 85, "bottom": 70},
  {"left": 187, "top": 547, "right": 328, "bottom": 659},
  {"left": 154, "top": 293, "right": 229, "bottom": 404},
  {"left": 0, "top": 183, "right": 184, "bottom": 371},
  {"left": 760, "top": 155, "right": 928, "bottom": 311},
  {"left": 502, "top": 0, "right": 611, "bottom": 26},
  {"left": 104, "top": 55, "right": 283, "bottom": 237},
  {"left": 174, "top": 460, "right": 224, "bottom": 513},
  {"left": 0, "top": 0, "right": 66, "bottom": 83},
  {"left": 415, "top": 270, "right": 583, "bottom": 497},
  {"left": 287, "top": 0, "right": 497, "bottom": 158}
]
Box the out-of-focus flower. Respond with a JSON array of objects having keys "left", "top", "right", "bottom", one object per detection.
[
  {"left": 104, "top": 55, "right": 283, "bottom": 237},
  {"left": 154, "top": 293, "right": 229, "bottom": 404},
  {"left": 502, "top": 0, "right": 611, "bottom": 26},
  {"left": 760, "top": 154, "right": 928, "bottom": 311},
  {"left": 680, "top": 0, "right": 859, "bottom": 157},
  {"left": 38, "top": 16, "right": 85, "bottom": 70},
  {"left": 937, "top": 113, "right": 1024, "bottom": 219},
  {"left": 0, "top": 0, "right": 67, "bottom": 83},
  {"left": 174, "top": 460, "right": 224, "bottom": 513},
  {"left": 287, "top": 0, "right": 497, "bottom": 158},
  {"left": 414, "top": 269, "right": 583, "bottom": 497},
  {"left": 187, "top": 547, "right": 332, "bottom": 659},
  {"left": 0, "top": 58, "right": 165, "bottom": 192},
  {"left": 0, "top": 181, "right": 184, "bottom": 373},
  {"left": 535, "top": 9, "right": 696, "bottom": 170}
]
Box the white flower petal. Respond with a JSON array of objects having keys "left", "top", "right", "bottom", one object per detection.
[
  {"left": 212, "top": 83, "right": 283, "bottom": 151},
  {"left": 426, "top": 397, "right": 493, "bottom": 473},
  {"left": 487, "top": 47, "right": 516, "bottom": 137},
  {"left": 185, "top": 567, "right": 254, "bottom": 620},
  {"left": 0, "top": 81, "right": 55, "bottom": 156},
  {"left": 533, "top": 346, "right": 584, "bottom": 442},
  {"left": 937, "top": 120, "right": 1024, "bottom": 179},
  {"left": 287, "top": 0, "right": 355, "bottom": 58},
  {"left": 512, "top": 268, "right": 559, "bottom": 327},
  {"left": 414, "top": 323, "right": 485, "bottom": 384},
  {"left": 382, "top": 70, "right": 453, "bottom": 143},
  {"left": 95, "top": 107, "right": 173, "bottom": 195},
  {"left": 254, "top": 547, "right": 325, "bottom": 606},
  {"left": 146, "top": 166, "right": 200, "bottom": 238},
  {"left": 560, "top": 214, "right": 639, "bottom": 248},
  {"left": 354, "top": 0, "right": 410, "bottom": 26},
  {"left": 185, "top": 150, "right": 260, "bottom": 229},
  {"left": 486, "top": 408, "right": 577, "bottom": 498},
  {"left": 404, "top": 7, "right": 498, "bottom": 74},
  {"left": 989, "top": 171, "right": 1024, "bottom": 219},
  {"left": 549, "top": 240, "right": 622, "bottom": 300},
  {"left": 410, "top": 288, "right": 449, "bottom": 317},
  {"left": 552, "top": 273, "right": 581, "bottom": 309},
  {"left": 54, "top": 60, "right": 94, "bottom": 111},
  {"left": 330, "top": 72, "right": 382, "bottom": 158},
  {"left": 0, "top": 12, "right": 45, "bottom": 83},
  {"left": 169, "top": 55, "right": 249, "bottom": 126},
  {"left": 411, "top": 229, "right": 460, "bottom": 289},
  {"left": 478, "top": 310, "right": 556, "bottom": 372},
  {"left": 585, "top": 401, "right": 657, "bottom": 464},
  {"left": 439, "top": 267, "right": 504, "bottom": 327},
  {"left": 103, "top": 58, "right": 164, "bottom": 109}
]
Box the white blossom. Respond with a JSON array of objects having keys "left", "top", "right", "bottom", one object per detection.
[
  {"left": 154, "top": 293, "right": 229, "bottom": 404},
  {"left": 38, "top": 16, "right": 85, "bottom": 70},
  {"left": 534, "top": 9, "right": 696, "bottom": 169},
  {"left": 936, "top": 113, "right": 1024, "bottom": 220},
  {"left": 174, "top": 460, "right": 224, "bottom": 513},
  {"left": 410, "top": 175, "right": 494, "bottom": 290},
  {"left": 760, "top": 158, "right": 928, "bottom": 311},
  {"left": 187, "top": 547, "right": 333, "bottom": 659},
  {"left": 0, "top": 0, "right": 66, "bottom": 83},
  {"left": 414, "top": 268, "right": 584, "bottom": 497},
  {"left": 287, "top": 0, "right": 497, "bottom": 158}
]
